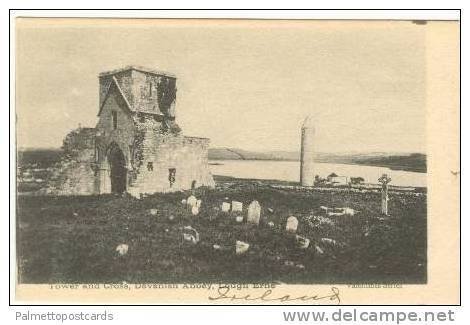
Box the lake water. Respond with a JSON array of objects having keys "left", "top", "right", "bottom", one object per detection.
[{"left": 209, "top": 160, "right": 427, "bottom": 188}]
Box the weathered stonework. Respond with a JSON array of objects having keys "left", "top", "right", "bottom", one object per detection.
[
  {"left": 46, "top": 66, "right": 214, "bottom": 196},
  {"left": 44, "top": 128, "right": 98, "bottom": 195}
]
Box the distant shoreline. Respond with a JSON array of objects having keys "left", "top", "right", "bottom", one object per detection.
[
  {"left": 209, "top": 158, "right": 426, "bottom": 173},
  {"left": 18, "top": 148, "right": 427, "bottom": 173},
  {"left": 208, "top": 148, "right": 426, "bottom": 173}
]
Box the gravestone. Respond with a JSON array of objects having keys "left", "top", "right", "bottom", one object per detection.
[
  {"left": 247, "top": 200, "right": 261, "bottom": 225},
  {"left": 286, "top": 216, "right": 299, "bottom": 233},
  {"left": 187, "top": 195, "right": 197, "bottom": 208},
  {"left": 231, "top": 201, "right": 243, "bottom": 212},
  {"left": 221, "top": 202, "right": 231, "bottom": 212}
]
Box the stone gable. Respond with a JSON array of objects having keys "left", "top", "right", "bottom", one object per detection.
[{"left": 45, "top": 66, "right": 214, "bottom": 196}]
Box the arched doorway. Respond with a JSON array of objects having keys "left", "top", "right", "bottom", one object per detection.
[{"left": 108, "top": 143, "right": 127, "bottom": 194}]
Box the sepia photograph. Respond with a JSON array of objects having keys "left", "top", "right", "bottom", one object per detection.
[{"left": 12, "top": 15, "right": 459, "bottom": 305}]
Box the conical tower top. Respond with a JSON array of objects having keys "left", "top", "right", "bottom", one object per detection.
[{"left": 302, "top": 115, "right": 315, "bottom": 130}]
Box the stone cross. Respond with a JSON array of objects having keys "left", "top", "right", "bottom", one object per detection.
[{"left": 378, "top": 174, "right": 392, "bottom": 215}]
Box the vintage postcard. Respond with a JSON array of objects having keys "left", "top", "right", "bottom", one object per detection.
[{"left": 12, "top": 17, "right": 460, "bottom": 305}]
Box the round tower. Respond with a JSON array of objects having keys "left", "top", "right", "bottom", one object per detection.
[{"left": 300, "top": 116, "right": 316, "bottom": 186}]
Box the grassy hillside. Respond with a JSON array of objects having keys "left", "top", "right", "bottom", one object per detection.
[
  {"left": 17, "top": 178, "right": 426, "bottom": 284},
  {"left": 348, "top": 153, "right": 427, "bottom": 173}
]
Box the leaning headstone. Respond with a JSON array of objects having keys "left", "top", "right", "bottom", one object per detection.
[
  {"left": 247, "top": 200, "right": 261, "bottom": 225},
  {"left": 221, "top": 202, "right": 231, "bottom": 212},
  {"left": 315, "top": 245, "right": 324, "bottom": 255},
  {"left": 231, "top": 201, "right": 243, "bottom": 212},
  {"left": 286, "top": 216, "right": 299, "bottom": 233},
  {"left": 321, "top": 237, "right": 337, "bottom": 246},
  {"left": 187, "top": 195, "right": 197, "bottom": 208},
  {"left": 235, "top": 241, "right": 250, "bottom": 255}
]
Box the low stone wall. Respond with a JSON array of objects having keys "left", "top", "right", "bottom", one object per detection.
[
  {"left": 41, "top": 126, "right": 215, "bottom": 197},
  {"left": 128, "top": 133, "right": 215, "bottom": 196}
]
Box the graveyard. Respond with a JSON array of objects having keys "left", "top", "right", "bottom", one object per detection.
[{"left": 16, "top": 176, "right": 427, "bottom": 284}]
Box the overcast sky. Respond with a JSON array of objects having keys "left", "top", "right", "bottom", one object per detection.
[{"left": 16, "top": 19, "right": 426, "bottom": 153}]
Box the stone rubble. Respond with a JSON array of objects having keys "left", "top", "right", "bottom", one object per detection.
[
  {"left": 183, "top": 226, "right": 199, "bottom": 244},
  {"left": 116, "top": 244, "right": 129, "bottom": 256},
  {"left": 235, "top": 241, "right": 250, "bottom": 255},
  {"left": 295, "top": 235, "right": 310, "bottom": 249}
]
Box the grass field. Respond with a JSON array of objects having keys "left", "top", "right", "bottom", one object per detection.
[{"left": 16, "top": 178, "right": 426, "bottom": 284}]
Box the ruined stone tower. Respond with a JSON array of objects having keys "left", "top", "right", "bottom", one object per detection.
[
  {"left": 300, "top": 116, "right": 315, "bottom": 186},
  {"left": 45, "top": 66, "right": 215, "bottom": 196}
]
